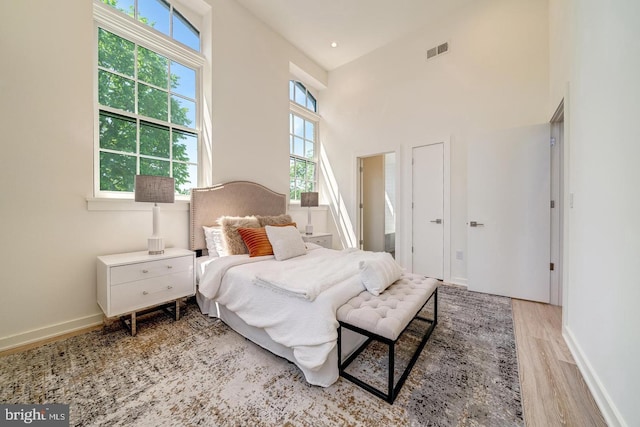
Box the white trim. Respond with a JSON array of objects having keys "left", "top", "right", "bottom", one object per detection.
[
  {"left": 98, "top": 105, "right": 197, "bottom": 134},
  {"left": 563, "top": 326, "right": 626, "bottom": 427},
  {"left": 443, "top": 139, "right": 451, "bottom": 283},
  {"left": 0, "top": 314, "right": 105, "bottom": 353},
  {"left": 561, "top": 84, "right": 571, "bottom": 329},
  {"left": 93, "top": 1, "right": 204, "bottom": 68},
  {"left": 289, "top": 109, "right": 319, "bottom": 199},
  {"left": 407, "top": 138, "right": 451, "bottom": 282},
  {"left": 93, "top": 20, "right": 101, "bottom": 201},
  {"left": 448, "top": 277, "right": 468, "bottom": 287},
  {"left": 289, "top": 79, "right": 321, "bottom": 202},
  {"left": 549, "top": 119, "right": 563, "bottom": 306},
  {"left": 93, "top": 0, "right": 207, "bottom": 199},
  {"left": 550, "top": 95, "right": 566, "bottom": 307},
  {"left": 289, "top": 101, "right": 321, "bottom": 122},
  {"left": 354, "top": 147, "right": 402, "bottom": 260}
]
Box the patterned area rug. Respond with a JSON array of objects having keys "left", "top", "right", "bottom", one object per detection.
[{"left": 0, "top": 285, "right": 523, "bottom": 426}]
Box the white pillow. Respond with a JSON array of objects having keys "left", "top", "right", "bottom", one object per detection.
[
  {"left": 359, "top": 252, "right": 403, "bottom": 296},
  {"left": 265, "top": 225, "right": 307, "bottom": 261},
  {"left": 203, "top": 226, "right": 227, "bottom": 257}
]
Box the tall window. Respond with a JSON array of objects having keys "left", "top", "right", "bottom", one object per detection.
[
  {"left": 94, "top": 0, "right": 204, "bottom": 197},
  {"left": 289, "top": 81, "right": 318, "bottom": 201}
]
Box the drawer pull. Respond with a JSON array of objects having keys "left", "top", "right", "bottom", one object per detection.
[
  {"left": 167, "top": 265, "right": 173, "bottom": 269},
  {"left": 142, "top": 269, "right": 149, "bottom": 273},
  {"left": 142, "top": 286, "right": 172, "bottom": 296}
]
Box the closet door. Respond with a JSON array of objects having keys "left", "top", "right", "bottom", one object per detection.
[{"left": 412, "top": 143, "right": 444, "bottom": 280}]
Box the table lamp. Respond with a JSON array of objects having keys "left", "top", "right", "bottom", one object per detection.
[
  {"left": 300, "top": 192, "right": 319, "bottom": 235},
  {"left": 135, "top": 175, "right": 175, "bottom": 254}
]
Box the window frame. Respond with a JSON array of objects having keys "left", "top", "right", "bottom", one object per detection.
[
  {"left": 289, "top": 98, "right": 320, "bottom": 202},
  {"left": 93, "top": 1, "right": 204, "bottom": 200},
  {"left": 290, "top": 80, "right": 317, "bottom": 113}
]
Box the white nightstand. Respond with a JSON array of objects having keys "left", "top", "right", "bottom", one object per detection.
[
  {"left": 97, "top": 248, "right": 195, "bottom": 336},
  {"left": 301, "top": 232, "right": 333, "bottom": 249}
]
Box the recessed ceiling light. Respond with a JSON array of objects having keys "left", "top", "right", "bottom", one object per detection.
[{"left": 330, "top": 42, "right": 338, "bottom": 48}]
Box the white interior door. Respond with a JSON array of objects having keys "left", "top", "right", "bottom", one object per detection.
[
  {"left": 467, "top": 124, "right": 550, "bottom": 302},
  {"left": 412, "top": 143, "right": 444, "bottom": 279}
]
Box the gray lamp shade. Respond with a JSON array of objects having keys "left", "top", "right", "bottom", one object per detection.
[
  {"left": 300, "top": 192, "right": 319, "bottom": 207},
  {"left": 134, "top": 175, "right": 175, "bottom": 203}
]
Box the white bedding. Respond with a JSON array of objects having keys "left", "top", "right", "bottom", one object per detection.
[
  {"left": 254, "top": 248, "right": 371, "bottom": 301},
  {"left": 196, "top": 255, "right": 216, "bottom": 284},
  {"left": 198, "top": 246, "right": 368, "bottom": 385}
]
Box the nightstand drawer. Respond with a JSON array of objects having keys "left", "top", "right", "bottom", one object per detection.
[
  {"left": 110, "top": 256, "right": 193, "bottom": 285},
  {"left": 300, "top": 232, "right": 332, "bottom": 249},
  {"left": 110, "top": 271, "right": 194, "bottom": 316},
  {"left": 307, "top": 237, "right": 331, "bottom": 248}
]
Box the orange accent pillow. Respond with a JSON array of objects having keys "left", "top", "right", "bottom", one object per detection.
[{"left": 238, "top": 223, "right": 297, "bottom": 257}]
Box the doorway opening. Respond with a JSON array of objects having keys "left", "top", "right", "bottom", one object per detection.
[{"left": 358, "top": 152, "right": 396, "bottom": 257}]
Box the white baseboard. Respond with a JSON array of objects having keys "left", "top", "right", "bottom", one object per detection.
[
  {"left": 0, "top": 313, "right": 104, "bottom": 353},
  {"left": 448, "top": 277, "right": 468, "bottom": 287},
  {"left": 562, "top": 325, "right": 626, "bottom": 427}
]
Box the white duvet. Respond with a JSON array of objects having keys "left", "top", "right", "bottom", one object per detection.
[
  {"left": 253, "top": 248, "right": 368, "bottom": 301},
  {"left": 198, "top": 247, "right": 366, "bottom": 373}
]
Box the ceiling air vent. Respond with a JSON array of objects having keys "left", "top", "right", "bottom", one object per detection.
[{"left": 426, "top": 41, "right": 450, "bottom": 61}]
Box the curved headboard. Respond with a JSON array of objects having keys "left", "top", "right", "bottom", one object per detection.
[{"left": 190, "top": 181, "right": 287, "bottom": 251}]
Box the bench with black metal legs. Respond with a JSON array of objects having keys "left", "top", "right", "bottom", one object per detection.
[{"left": 336, "top": 275, "right": 438, "bottom": 404}]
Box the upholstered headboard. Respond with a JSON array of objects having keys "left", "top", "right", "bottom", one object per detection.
[{"left": 190, "top": 181, "right": 287, "bottom": 252}]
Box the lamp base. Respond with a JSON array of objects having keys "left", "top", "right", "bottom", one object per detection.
[
  {"left": 148, "top": 236, "right": 164, "bottom": 255},
  {"left": 305, "top": 224, "right": 314, "bottom": 235}
]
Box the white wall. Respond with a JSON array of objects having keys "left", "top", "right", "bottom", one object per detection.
[
  {"left": 548, "top": 0, "right": 572, "bottom": 114},
  {"left": 210, "top": 0, "right": 326, "bottom": 193},
  {"left": 558, "top": 1, "right": 640, "bottom": 425},
  {"left": 319, "top": 0, "right": 549, "bottom": 280},
  {"left": 0, "top": 0, "right": 326, "bottom": 350}
]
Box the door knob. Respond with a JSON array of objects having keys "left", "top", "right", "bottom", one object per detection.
[
  {"left": 469, "top": 221, "right": 484, "bottom": 227},
  {"left": 430, "top": 219, "right": 442, "bottom": 224}
]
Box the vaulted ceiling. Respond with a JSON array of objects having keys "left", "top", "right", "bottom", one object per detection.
[{"left": 235, "top": 0, "right": 470, "bottom": 71}]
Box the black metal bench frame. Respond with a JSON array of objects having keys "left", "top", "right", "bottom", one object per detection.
[{"left": 337, "top": 286, "right": 438, "bottom": 404}]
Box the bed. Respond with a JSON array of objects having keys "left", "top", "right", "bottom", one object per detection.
[{"left": 189, "top": 181, "right": 368, "bottom": 387}]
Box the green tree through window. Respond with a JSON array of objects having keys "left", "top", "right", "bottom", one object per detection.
[
  {"left": 289, "top": 81, "right": 318, "bottom": 200},
  {"left": 96, "top": 0, "right": 200, "bottom": 196}
]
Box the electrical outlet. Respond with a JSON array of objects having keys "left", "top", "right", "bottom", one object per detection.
[{"left": 456, "top": 250, "right": 464, "bottom": 260}]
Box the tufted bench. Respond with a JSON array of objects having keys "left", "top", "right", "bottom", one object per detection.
[{"left": 336, "top": 274, "right": 438, "bottom": 403}]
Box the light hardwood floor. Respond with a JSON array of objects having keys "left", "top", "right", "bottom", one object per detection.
[{"left": 512, "top": 299, "right": 607, "bottom": 427}]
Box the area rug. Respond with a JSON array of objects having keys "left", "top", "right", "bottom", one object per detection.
[{"left": 0, "top": 285, "right": 523, "bottom": 426}]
